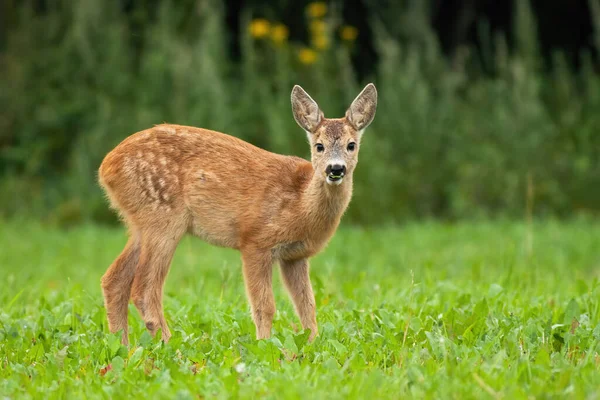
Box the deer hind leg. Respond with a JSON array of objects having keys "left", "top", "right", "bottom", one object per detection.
[
  {"left": 130, "top": 224, "right": 185, "bottom": 343},
  {"left": 101, "top": 232, "right": 141, "bottom": 345},
  {"left": 241, "top": 248, "right": 275, "bottom": 339},
  {"left": 279, "top": 258, "right": 318, "bottom": 340}
]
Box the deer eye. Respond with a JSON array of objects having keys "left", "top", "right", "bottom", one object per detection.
[
  {"left": 347, "top": 142, "right": 356, "bottom": 151},
  {"left": 315, "top": 143, "right": 325, "bottom": 152}
]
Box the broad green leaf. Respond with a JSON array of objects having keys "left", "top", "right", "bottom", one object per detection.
[
  {"left": 328, "top": 339, "right": 348, "bottom": 356},
  {"left": 128, "top": 346, "right": 144, "bottom": 367},
  {"left": 563, "top": 299, "right": 580, "bottom": 325},
  {"left": 111, "top": 355, "right": 125, "bottom": 373}
]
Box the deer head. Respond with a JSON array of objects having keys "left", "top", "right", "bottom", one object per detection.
[{"left": 291, "top": 84, "right": 378, "bottom": 186}]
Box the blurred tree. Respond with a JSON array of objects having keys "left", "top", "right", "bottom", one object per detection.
[
  {"left": 0, "top": 0, "right": 597, "bottom": 72},
  {"left": 1, "top": 0, "right": 599, "bottom": 223}
]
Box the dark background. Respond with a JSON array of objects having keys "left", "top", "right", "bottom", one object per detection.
[
  {"left": 3, "top": 1, "right": 595, "bottom": 72},
  {"left": 1, "top": 0, "right": 599, "bottom": 224}
]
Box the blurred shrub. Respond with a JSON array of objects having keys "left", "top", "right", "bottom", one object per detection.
[{"left": 0, "top": 0, "right": 599, "bottom": 225}]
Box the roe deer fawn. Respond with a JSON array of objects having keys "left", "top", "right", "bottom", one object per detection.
[{"left": 99, "top": 84, "right": 377, "bottom": 345}]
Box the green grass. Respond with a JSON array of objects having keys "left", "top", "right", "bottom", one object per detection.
[{"left": 1, "top": 220, "right": 600, "bottom": 399}]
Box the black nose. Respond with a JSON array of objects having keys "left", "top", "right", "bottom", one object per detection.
[{"left": 326, "top": 164, "right": 346, "bottom": 176}]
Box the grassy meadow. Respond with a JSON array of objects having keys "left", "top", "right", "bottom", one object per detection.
[
  {"left": 1, "top": 219, "right": 600, "bottom": 398},
  {"left": 3, "top": 1, "right": 600, "bottom": 399}
]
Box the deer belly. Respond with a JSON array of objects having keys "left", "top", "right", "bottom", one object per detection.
[
  {"left": 183, "top": 169, "right": 245, "bottom": 249},
  {"left": 272, "top": 241, "right": 310, "bottom": 260},
  {"left": 188, "top": 216, "right": 239, "bottom": 249}
]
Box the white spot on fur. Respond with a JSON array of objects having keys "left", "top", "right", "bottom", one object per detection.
[
  {"left": 124, "top": 157, "right": 135, "bottom": 171},
  {"left": 326, "top": 177, "right": 344, "bottom": 186},
  {"left": 328, "top": 159, "right": 346, "bottom": 167},
  {"left": 305, "top": 130, "right": 312, "bottom": 142},
  {"left": 138, "top": 159, "right": 149, "bottom": 169},
  {"left": 145, "top": 174, "right": 157, "bottom": 198},
  {"left": 161, "top": 126, "right": 176, "bottom": 135}
]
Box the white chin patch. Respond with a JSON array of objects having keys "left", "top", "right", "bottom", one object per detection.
[{"left": 326, "top": 177, "right": 344, "bottom": 186}]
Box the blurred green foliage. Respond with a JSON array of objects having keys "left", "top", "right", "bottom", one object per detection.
[{"left": 1, "top": 0, "right": 599, "bottom": 225}]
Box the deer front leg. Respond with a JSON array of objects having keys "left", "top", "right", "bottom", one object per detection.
[
  {"left": 279, "top": 258, "right": 318, "bottom": 340},
  {"left": 241, "top": 248, "right": 275, "bottom": 339}
]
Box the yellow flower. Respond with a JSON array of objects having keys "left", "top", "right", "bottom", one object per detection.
[
  {"left": 309, "top": 20, "right": 327, "bottom": 35},
  {"left": 271, "top": 23, "right": 289, "bottom": 45},
  {"left": 249, "top": 19, "right": 270, "bottom": 39},
  {"left": 298, "top": 48, "right": 318, "bottom": 65},
  {"left": 312, "top": 35, "right": 329, "bottom": 50},
  {"left": 340, "top": 25, "right": 359, "bottom": 41},
  {"left": 307, "top": 2, "right": 327, "bottom": 18}
]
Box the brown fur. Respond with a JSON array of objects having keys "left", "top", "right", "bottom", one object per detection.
[{"left": 98, "top": 84, "right": 377, "bottom": 344}]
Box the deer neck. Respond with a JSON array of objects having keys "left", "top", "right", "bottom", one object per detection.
[{"left": 300, "top": 171, "right": 353, "bottom": 230}]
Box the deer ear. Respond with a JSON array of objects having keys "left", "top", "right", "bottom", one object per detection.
[
  {"left": 346, "top": 83, "right": 377, "bottom": 131},
  {"left": 291, "top": 85, "right": 323, "bottom": 133}
]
